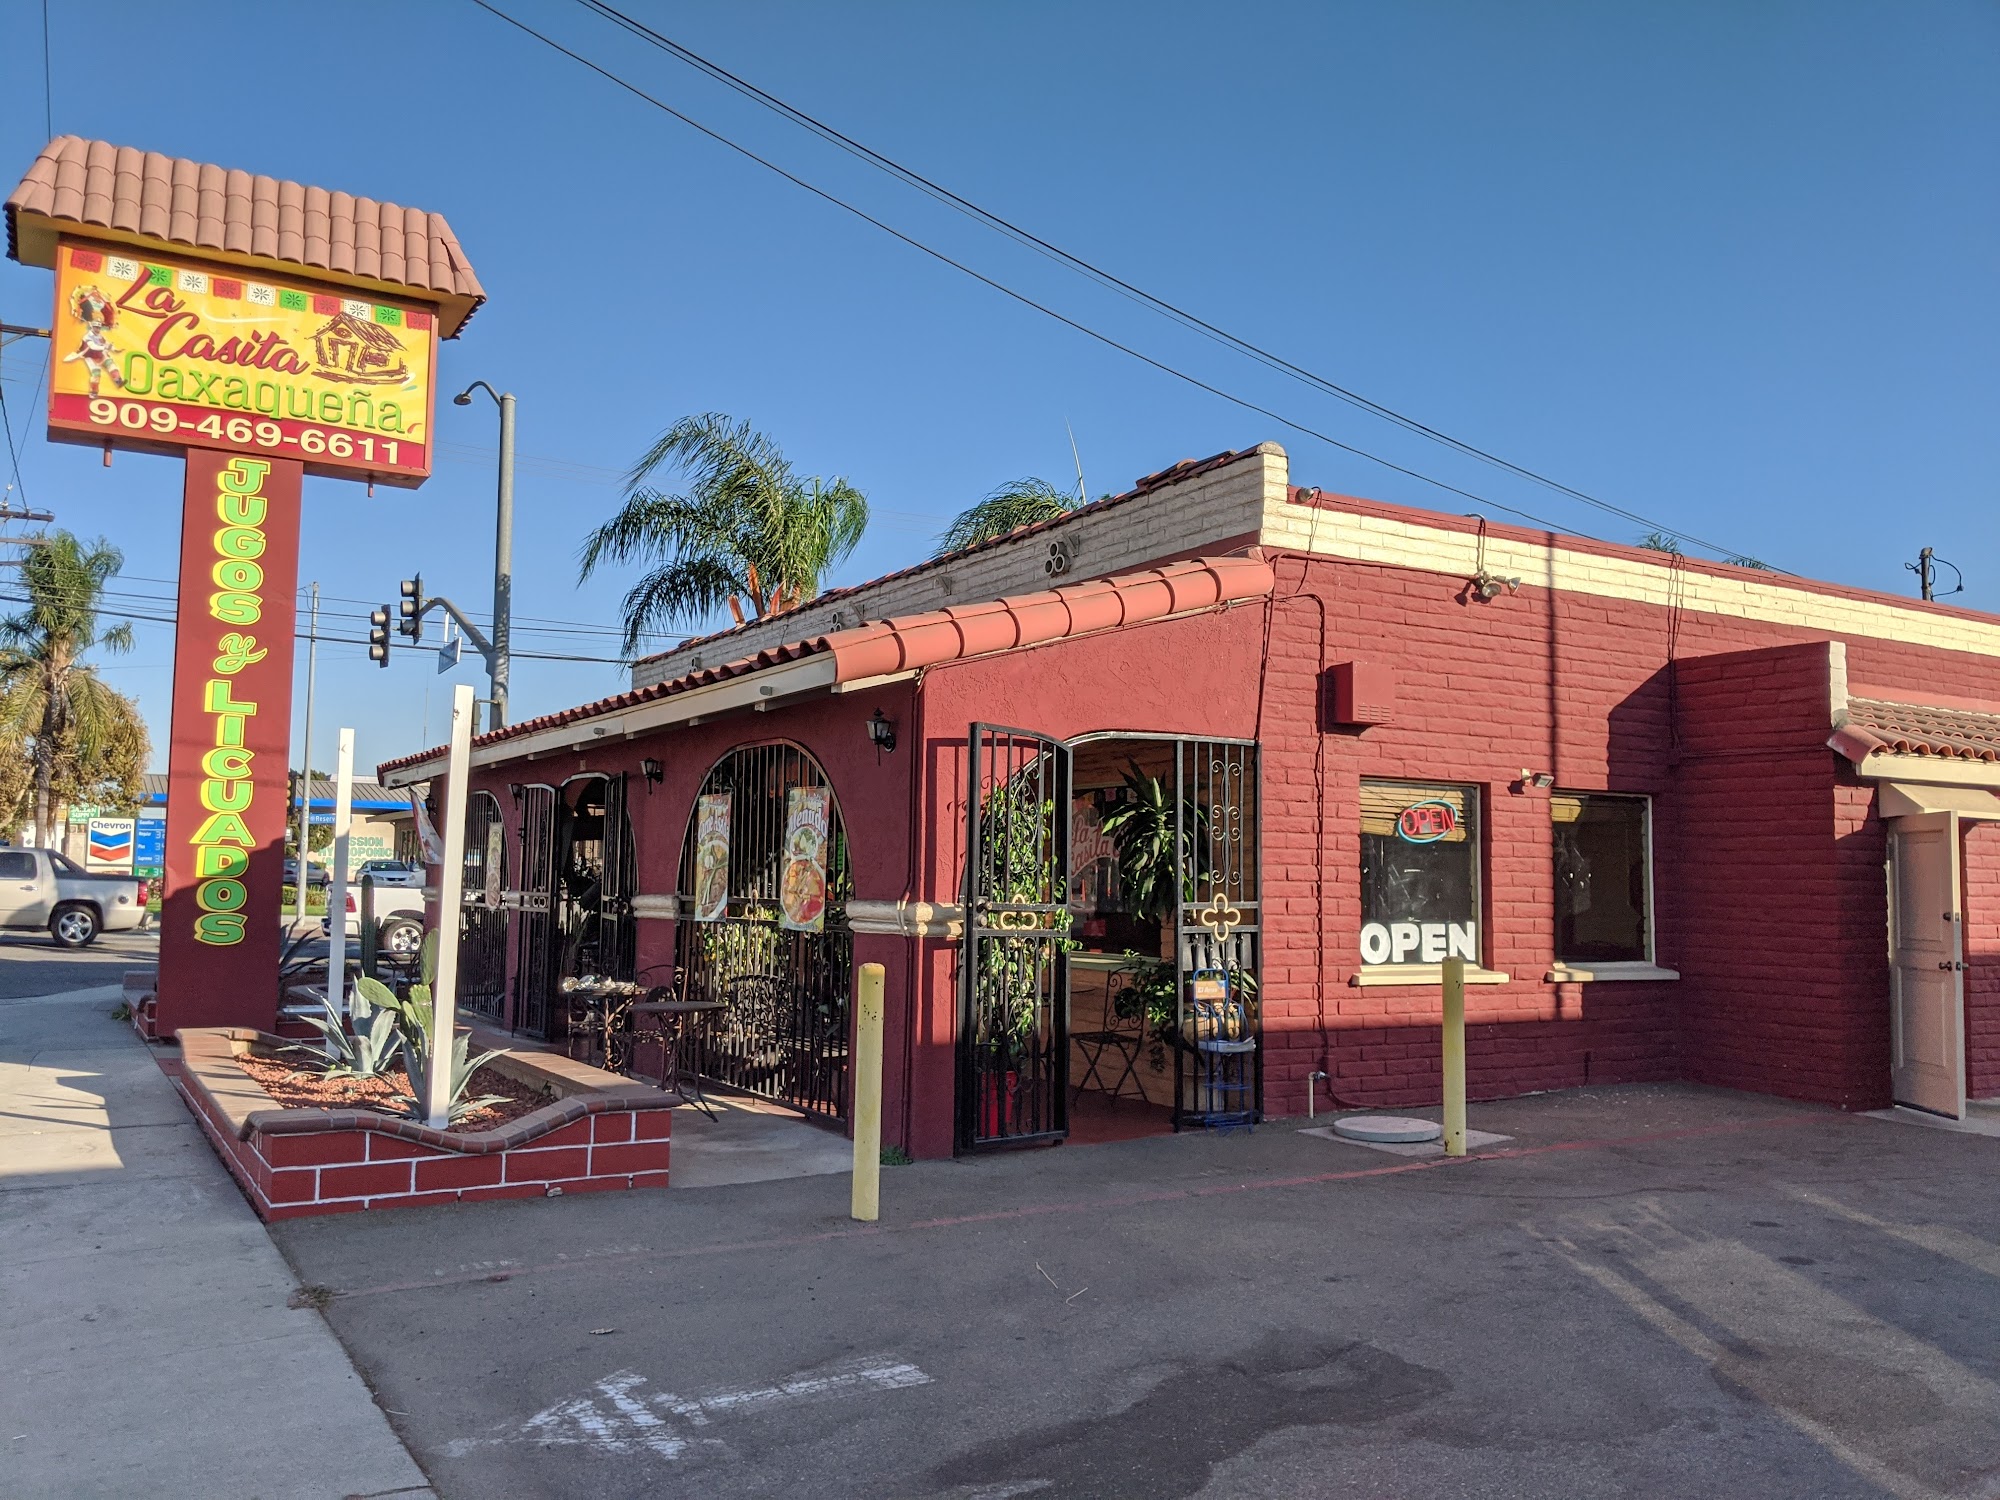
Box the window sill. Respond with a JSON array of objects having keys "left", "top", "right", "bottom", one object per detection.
[
  {"left": 1351, "top": 965, "right": 1510, "bottom": 987},
  {"left": 1544, "top": 963, "right": 1680, "bottom": 983}
]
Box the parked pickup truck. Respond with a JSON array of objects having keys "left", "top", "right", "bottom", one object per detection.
[
  {"left": 325, "top": 882, "right": 428, "bottom": 956},
  {"left": 0, "top": 847, "right": 148, "bottom": 948}
]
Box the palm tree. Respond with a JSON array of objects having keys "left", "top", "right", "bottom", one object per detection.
[
  {"left": 579, "top": 413, "right": 869, "bottom": 652},
  {"left": 934, "top": 476, "right": 1086, "bottom": 557},
  {"left": 0, "top": 532, "right": 136, "bottom": 846}
]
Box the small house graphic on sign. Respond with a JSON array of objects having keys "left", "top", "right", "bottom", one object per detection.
[{"left": 309, "top": 312, "right": 409, "bottom": 385}]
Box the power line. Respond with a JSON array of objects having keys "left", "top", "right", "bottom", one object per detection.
[
  {"left": 560, "top": 0, "right": 1775, "bottom": 570},
  {"left": 467, "top": 0, "right": 1590, "bottom": 545},
  {"left": 0, "top": 588, "right": 633, "bottom": 665}
]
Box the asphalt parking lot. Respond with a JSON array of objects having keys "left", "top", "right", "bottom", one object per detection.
[{"left": 273, "top": 1084, "right": 2000, "bottom": 1500}]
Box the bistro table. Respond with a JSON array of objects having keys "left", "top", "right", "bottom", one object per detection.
[{"left": 630, "top": 997, "right": 727, "bottom": 1118}]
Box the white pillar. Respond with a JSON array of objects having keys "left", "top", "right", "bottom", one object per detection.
[
  {"left": 326, "top": 729, "right": 355, "bottom": 1011},
  {"left": 425, "top": 684, "right": 475, "bottom": 1128}
]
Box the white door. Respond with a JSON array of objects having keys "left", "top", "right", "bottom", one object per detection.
[{"left": 1888, "top": 812, "right": 1965, "bottom": 1118}]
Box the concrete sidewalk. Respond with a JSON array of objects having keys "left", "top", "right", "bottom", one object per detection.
[{"left": 0, "top": 981, "right": 434, "bottom": 1500}]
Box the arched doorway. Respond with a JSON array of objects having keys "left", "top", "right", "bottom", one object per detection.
[
  {"left": 457, "top": 789, "right": 508, "bottom": 1022},
  {"left": 674, "top": 742, "right": 852, "bottom": 1122}
]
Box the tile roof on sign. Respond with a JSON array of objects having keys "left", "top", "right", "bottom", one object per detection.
[
  {"left": 5, "top": 137, "right": 484, "bottom": 336},
  {"left": 1839, "top": 697, "right": 2000, "bottom": 764},
  {"left": 377, "top": 552, "right": 1275, "bottom": 778}
]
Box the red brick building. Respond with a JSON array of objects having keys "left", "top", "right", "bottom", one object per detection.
[{"left": 379, "top": 443, "right": 2000, "bottom": 1158}]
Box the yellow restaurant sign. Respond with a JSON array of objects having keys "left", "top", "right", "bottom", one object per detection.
[{"left": 50, "top": 237, "right": 437, "bottom": 486}]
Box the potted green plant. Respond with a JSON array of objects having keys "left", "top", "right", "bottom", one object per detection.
[{"left": 971, "top": 771, "right": 1077, "bottom": 1135}]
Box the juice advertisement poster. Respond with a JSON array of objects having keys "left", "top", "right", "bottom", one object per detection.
[
  {"left": 779, "top": 787, "right": 830, "bottom": 934},
  {"left": 693, "top": 793, "right": 732, "bottom": 923}
]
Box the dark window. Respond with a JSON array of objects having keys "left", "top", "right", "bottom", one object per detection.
[
  {"left": 48, "top": 850, "right": 83, "bottom": 877},
  {"left": 1553, "top": 793, "right": 1651, "bottom": 964},
  {"left": 1359, "top": 781, "right": 1480, "bottom": 966},
  {"left": 0, "top": 851, "right": 36, "bottom": 880}
]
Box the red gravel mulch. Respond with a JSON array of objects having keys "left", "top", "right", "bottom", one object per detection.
[{"left": 236, "top": 1049, "right": 554, "bottom": 1130}]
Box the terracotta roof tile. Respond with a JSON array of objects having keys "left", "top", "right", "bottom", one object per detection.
[
  {"left": 1839, "top": 697, "right": 2000, "bottom": 764},
  {"left": 629, "top": 445, "right": 1267, "bottom": 670},
  {"left": 377, "top": 552, "right": 1275, "bottom": 778},
  {"left": 5, "top": 136, "right": 484, "bottom": 337}
]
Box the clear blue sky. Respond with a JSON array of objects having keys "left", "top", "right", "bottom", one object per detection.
[{"left": 1, "top": 1, "right": 1993, "bottom": 777}]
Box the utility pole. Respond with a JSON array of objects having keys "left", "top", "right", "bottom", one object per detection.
[
  {"left": 1907, "top": 547, "right": 1964, "bottom": 604},
  {"left": 294, "top": 582, "right": 319, "bottom": 922}
]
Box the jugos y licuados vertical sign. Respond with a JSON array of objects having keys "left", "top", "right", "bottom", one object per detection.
[
  {"left": 6, "top": 136, "right": 483, "bottom": 1037},
  {"left": 156, "top": 451, "right": 304, "bottom": 1030}
]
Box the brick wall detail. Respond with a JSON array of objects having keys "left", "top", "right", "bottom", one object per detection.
[{"left": 1964, "top": 823, "right": 2000, "bottom": 1101}]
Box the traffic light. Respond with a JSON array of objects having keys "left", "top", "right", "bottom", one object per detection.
[
  {"left": 368, "top": 605, "right": 392, "bottom": 667},
  {"left": 398, "top": 575, "right": 425, "bottom": 642}
]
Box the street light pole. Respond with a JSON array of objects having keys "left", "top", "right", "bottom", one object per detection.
[
  {"left": 453, "top": 381, "right": 514, "bottom": 731},
  {"left": 295, "top": 582, "right": 319, "bottom": 922}
]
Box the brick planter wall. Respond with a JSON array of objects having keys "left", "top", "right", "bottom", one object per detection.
[{"left": 170, "top": 1027, "right": 671, "bottom": 1221}]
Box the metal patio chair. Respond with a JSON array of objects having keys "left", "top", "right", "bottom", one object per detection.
[{"left": 1071, "top": 968, "right": 1148, "bottom": 1105}]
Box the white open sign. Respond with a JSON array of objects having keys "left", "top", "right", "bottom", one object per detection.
[{"left": 1360, "top": 920, "right": 1477, "bottom": 966}]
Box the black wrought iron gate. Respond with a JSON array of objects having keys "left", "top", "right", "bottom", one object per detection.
[
  {"left": 959, "top": 724, "right": 1071, "bottom": 1150},
  {"left": 1172, "top": 739, "right": 1261, "bottom": 1130},
  {"left": 676, "top": 743, "right": 853, "bottom": 1123},
  {"left": 458, "top": 790, "right": 509, "bottom": 1022},
  {"left": 510, "top": 783, "right": 558, "bottom": 1038},
  {"left": 593, "top": 773, "right": 636, "bottom": 983}
]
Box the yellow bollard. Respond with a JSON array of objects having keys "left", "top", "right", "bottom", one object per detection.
[
  {"left": 851, "top": 962, "right": 886, "bottom": 1221},
  {"left": 1441, "top": 955, "right": 1466, "bottom": 1157}
]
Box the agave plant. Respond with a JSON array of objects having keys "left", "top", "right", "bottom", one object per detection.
[
  {"left": 365, "top": 933, "right": 510, "bottom": 1126},
  {"left": 293, "top": 982, "right": 402, "bottom": 1081}
]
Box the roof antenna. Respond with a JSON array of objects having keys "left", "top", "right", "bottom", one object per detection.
[{"left": 1065, "top": 419, "right": 1087, "bottom": 506}]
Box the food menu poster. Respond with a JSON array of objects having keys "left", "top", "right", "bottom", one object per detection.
[
  {"left": 779, "top": 787, "right": 830, "bottom": 934},
  {"left": 693, "top": 793, "right": 731, "bottom": 923}
]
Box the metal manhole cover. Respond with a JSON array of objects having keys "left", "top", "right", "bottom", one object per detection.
[{"left": 1329, "top": 1115, "right": 1442, "bottom": 1144}]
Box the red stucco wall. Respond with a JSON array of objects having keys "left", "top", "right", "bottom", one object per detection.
[
  {"left": 905, "top": 550, "right": 2000, "bottom": 1136},
  {"left": 443, "top": 684, "right": 923, "bottom": 1147},
  {"left": 435, "top": 531, "right": 2000, "bottom": 1156}
]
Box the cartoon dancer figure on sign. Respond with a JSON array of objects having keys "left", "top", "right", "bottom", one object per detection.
[{"left": 62, "top": 285, "right": 125, "bottom": 396}]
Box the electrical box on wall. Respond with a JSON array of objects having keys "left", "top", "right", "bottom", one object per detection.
[{"left": 1323, "top": 661, "right": 1395, "bottom": 729}]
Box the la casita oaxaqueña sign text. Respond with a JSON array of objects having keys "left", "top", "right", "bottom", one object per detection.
[{"left": 4, "top": 135, "right": 481, "bottom": 1035}]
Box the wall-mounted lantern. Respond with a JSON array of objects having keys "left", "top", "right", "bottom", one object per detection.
[
  {"left": 866, "top": 709, "right": 897, "bottom": 755},
  {"left": 640, "top": 757, "right": 664, "bottom": 793}
]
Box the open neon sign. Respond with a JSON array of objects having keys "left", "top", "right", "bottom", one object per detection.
[{"left": 1396, "top": 800, "right": 1457, "bottom": 843}]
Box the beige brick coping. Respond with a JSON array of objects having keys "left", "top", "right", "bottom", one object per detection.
[
  {"left": 1265, "top": 495, "right": 2000, "bottom": 663},
  {"left": 177, "top": 1026, "right": 671, "bottom": 1153}
]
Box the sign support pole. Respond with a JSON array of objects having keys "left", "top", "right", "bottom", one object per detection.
[
  {"left": 326, "top": 728, "right": 354, "bottom": 1013},
  {"left": 425, "top": 683, "right": 475, "bottom": 1128}
]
